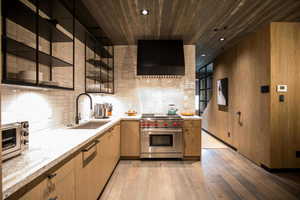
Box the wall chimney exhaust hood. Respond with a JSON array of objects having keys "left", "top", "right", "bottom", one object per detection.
[{"left": 137, "top": 40, "right": 185, "bottom": 76}]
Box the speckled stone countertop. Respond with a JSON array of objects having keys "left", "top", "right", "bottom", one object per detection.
[
  {"left": 2, "top": 115, "right": 201, "bottom": 199},
  {"left": 180, "top": 115, "right": 202, "bottom": 120},
  {"left": 2, "top": 118, "right": 121, "bottom": 199}
]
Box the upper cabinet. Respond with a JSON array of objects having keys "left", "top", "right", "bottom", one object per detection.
[
  {"left": 2, "top": 0, "right": 75, "bottom": 90},
  {"left": 85, "top": 33, "right": 114, "bottom": 94}
]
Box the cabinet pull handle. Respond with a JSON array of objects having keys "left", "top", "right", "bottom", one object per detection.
[
  {"left": 48, "top": 196, "right": 58, "bottom": 200},
  {"left": 82, "top": 140, "right": 99, "bottom": 152},
  {"left": 47, "top": 173, "right": 57, "bottom": 179}
]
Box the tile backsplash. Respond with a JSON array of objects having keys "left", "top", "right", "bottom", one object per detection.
[
  {"left": 1, "top": 38, "right": 90, "bottom": 133},
  {"left": 1, "top": 42, "right": 196, "bottom": 133},
  {"left": 93, "top": 45, "right": 196, "bottom": 116}
]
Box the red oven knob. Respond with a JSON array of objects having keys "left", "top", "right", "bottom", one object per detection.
[
  {"left": 173, "top": 122, "right": 177, "bottom": 126},
  {"left": 164, "top": 123, "right": 168, "bottom": 127}
]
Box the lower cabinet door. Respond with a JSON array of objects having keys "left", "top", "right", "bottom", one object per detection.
[
  {"left": 52, "top": 159, "right": 76, "bottom": 200},
  {"left": 19, "top": 156, "right": 76, "bottom": 200},
  {"left": 18, "top": 179, "right": 48, "bottom": 200},
  {"left": 75, "top": 139, "right": 101, "bottom": 200},
  {"left": 183, "top": 120, "right": 201, "bottom": 157}
]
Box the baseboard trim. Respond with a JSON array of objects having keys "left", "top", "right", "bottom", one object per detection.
[
  {"left": 183, "top": 156, "right": 201, "bottom": 161},
  {"left": 120, "top": 156, "right": 140, "bottom": 160},
  {"left": 97, "top": 159, "right": 121, "bottom": 200},
  {"left": 202, "top": 128, "right": 237, "bottom": 151},
  {"left": 260, "top": 164, "right": 300, "bottom": 173}
]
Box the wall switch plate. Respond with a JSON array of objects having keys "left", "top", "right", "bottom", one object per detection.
[
  {"left": 277, "top": 85, "right": 288, "bottom": 92},
  {"left": 279, "top": 95, "right": 285, "bottom": 102},
  {"left": 261, "top": 85, "right": 270, "bottom": 93}
]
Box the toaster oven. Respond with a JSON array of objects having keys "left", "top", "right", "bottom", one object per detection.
[{"left": 1, "top": 121, "right": 29, "bottom": 161}]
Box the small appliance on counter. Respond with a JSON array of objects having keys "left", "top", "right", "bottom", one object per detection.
[
  {"left": 94, "top": 103, "right": 111, "bottom": 119},
  {"left": 167, "top": 104, "right": 178, "bottom": 115},
  {"left": 1, "top": 121, "right": 29, "bottom": 161}
]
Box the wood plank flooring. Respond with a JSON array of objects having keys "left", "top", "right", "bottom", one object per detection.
[
  {"left": 100, "top": 149, "right": 300, "bottom": 200},
  {"left": 202, "top": 131, "right": 228, "bottom": 149}
]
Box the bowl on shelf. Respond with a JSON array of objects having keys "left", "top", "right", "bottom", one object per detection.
[
  {"left": 181, "top": 112, "right": 195, "bottom": 116},
  {"left": 125, "top": 110, "right": 137, "bottom": 116},
  {"left": 17, "top": 71, "right": 43, "bottom": 83}
]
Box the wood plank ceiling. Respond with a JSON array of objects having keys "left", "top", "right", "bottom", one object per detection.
[{"left": 82, "top": 0, "right": 300, "bottom": 68}]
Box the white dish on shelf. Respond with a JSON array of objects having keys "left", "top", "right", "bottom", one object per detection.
[
  {"left": 40, "top": 80, "right": 59, "bottom": 86},
  {"left": 18, "top": 71, "right": 43, "bottom": 82}
]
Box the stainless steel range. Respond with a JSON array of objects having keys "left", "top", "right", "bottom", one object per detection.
[{"left": 140, "top": 114, "right": 183, "bottom": 159}]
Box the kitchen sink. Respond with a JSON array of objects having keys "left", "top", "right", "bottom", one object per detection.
[{"left": 71, "top": 121, "right": 109, "bottom": 129}]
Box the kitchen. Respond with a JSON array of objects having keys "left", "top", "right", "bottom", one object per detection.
[{"left": 0, "top": 0, "right": 300, "bottom": 200}]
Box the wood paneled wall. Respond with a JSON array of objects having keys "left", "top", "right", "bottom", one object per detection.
[
  {"left": 203, "top": 22, "right": 300, "bottom": 169},
  {"left": 270, "top": 23, "right": 300, "bottom": 168},
  {"left": 202, "top": 25, "right": 271, "bottom": 166}
]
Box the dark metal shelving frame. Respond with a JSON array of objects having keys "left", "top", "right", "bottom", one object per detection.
[
  {"left": 1, "top": 0, "right": 75, "bottom": 90},
  {"left": 84, "top": 32, "right": 114, "bottom": 94}
]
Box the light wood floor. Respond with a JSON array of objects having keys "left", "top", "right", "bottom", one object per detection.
[
  {"left": 100, "top": 148, "right": 300, "bottom": 200},
  {"left": 201, "top": 131, "right": 228, "bottom": 149}
]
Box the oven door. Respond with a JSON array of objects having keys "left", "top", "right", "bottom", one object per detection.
[
  {"left": 1, "top": 123, "right": 22, "bottom": 160},
  {"left": 141, "top": 128, "right": 183, "bottom": 154}
]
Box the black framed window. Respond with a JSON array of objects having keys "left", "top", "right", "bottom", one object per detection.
[{"left": 196, "top": 63, "right": 213, "bottom": 115}]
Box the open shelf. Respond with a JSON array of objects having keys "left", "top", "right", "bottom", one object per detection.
[
  {"left": 95, "top": 46, "right": 113, "bottom": 58},
  {"left": 86, "top": 33, "right": 113, "bottom": 58},
  {"left": 6, "top": 0, "right": 72, "bottom": 43},
  {"left": 86, "top": 70, "right": 112, "bottom": 82},
  {"left": 2, "top": 79, "right": 74, "bottom": 90},
  {"left": 87, "top": 59, "right": 112, "bottom": 70},
  {"left": 39, "top": 18, "right": 73, "bottom": 42},
  {"left": 5, "top": 37, "right": 73, "bottom": 67}
]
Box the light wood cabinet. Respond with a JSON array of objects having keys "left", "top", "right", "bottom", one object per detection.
[
  {"left": 19, "top": 180, "right": 47, "bottom": 200},
  {"left": 76, "top": 124, "right": 121, "bottom": 200},
  {"left": 18, "top": 156, "right": 76, "bottom": 200},
  {"left": 121, "top": 120, "right": 140, "bottom": 157},
  {"left": 183, "top": 120, "right": 201, "bottom": 158},
  {"left": 75, "top": 138, "right": 104, "bottom": 200},
  {"left": 12, "top": 123, "right": 121, "bottom": 200}
]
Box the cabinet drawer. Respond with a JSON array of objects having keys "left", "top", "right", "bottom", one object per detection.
[{"left": 81, "top": 140, "right": 99, "bottom": 167}]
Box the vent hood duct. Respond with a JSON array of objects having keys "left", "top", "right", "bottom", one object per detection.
[{"left": 137, "top": 40, "right": 185, "bottom": 76}]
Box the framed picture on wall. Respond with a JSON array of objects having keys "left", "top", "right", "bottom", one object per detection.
[{"left": 217, "top": 78, "right": 228, "bottom": 106}]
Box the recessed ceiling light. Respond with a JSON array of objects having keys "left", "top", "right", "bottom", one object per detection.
[
  {"left": 201, "top": 54, "right": 206, "bottom": 57},
  {"left": 141, "top": 9, "right": 149, "bottom": 16},
  {"left": 220, "top": 37, "right": 225, "bottom": 41}
]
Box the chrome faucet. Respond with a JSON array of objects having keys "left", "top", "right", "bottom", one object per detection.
[{"left": 75, "top": 93, "right": 93, "bottom": 124}]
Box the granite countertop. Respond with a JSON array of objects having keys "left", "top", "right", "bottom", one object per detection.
[
  {"left": 122, "top": 115, "right": 202, "bottom": 120},
  {"left": 2, "top": 118, "right": 121, "bottom": 199},
  {"left": 2, "top": 114, "right": 202, "bottom": 198},
  {"left": 180, "top": 115, "right": 202, "bottom": 120}
]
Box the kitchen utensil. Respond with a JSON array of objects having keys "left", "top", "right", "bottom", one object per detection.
[
  {"left": 94, "top": 103, "right": 109, "bottom": 119},
  {"left": 167, "top": 104, "right": 178, "bottom": 115}
]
